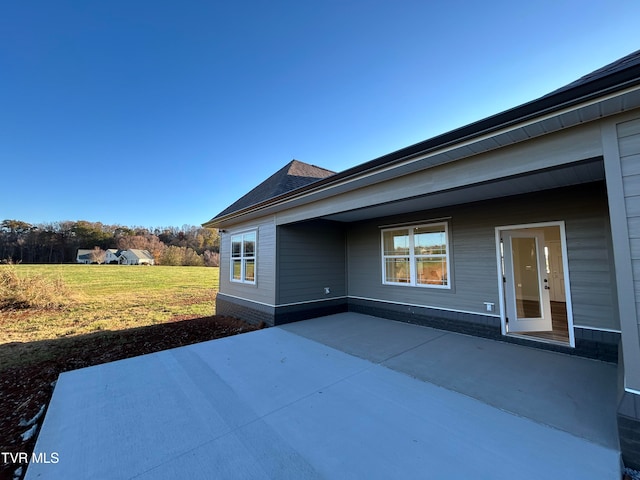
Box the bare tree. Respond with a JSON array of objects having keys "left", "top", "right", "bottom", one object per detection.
[
  {"left": 90, "top": 247, "right": 106, "bottom": 264},
  {"left": 117, "top": 234, "right": 166, "bottom": 263},
  {"left": 203, "top": 250, "right": 219, "bottom": 267}
]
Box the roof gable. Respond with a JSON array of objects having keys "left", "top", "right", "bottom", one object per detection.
[{"left": 212, "top": 160, "right": 335, "bottom": 219}]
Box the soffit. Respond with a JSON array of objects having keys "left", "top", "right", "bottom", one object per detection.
[{"left": 320, "top": 158, "right": 605, "bottom": 223}]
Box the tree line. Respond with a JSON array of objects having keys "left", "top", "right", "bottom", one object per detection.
[{"left": 0, "top": 219, "right": 220, "bottom": 267}]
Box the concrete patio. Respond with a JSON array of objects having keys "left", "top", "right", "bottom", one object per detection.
[{"left": 26, "top": 313, "right": 621, "bottom": 479}]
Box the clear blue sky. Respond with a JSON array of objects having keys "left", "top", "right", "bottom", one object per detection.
[{"left": 1, "top": 1, "right": 638, "bottom": 228}]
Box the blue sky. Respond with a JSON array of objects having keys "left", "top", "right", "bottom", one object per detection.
[{"left": 1, "top": 1, "right": 638, "bottom": 228}]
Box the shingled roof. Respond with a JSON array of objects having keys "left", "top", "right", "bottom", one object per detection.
[
  {"left": 212, "top": 160, "right": 335, "bottom": 219},
  {"left": 545, "top": 48, "right": 640, "bottom": 96}
]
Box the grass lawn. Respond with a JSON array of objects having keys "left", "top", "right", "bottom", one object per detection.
[
  {"left": 0, "top": 264, "right": 262, "bottom": 480},
  {"left": 1, "top": 264, "right": 219, "bottom": 345}
]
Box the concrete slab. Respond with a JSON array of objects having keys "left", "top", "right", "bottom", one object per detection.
[
  {"left": 280, "top": 312, "right": 448, "bottom": 363},
  {"left": 284, "top": 313, "right": 620, "bottom": 449},
  {"left": 383, "top": 328, "right": 620, "bottom": 449},
  {"left": 26, "top": 314, "right": 621, "bottom": 479}
]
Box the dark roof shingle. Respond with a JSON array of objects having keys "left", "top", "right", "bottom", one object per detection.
[
  {"left": 545, "top": 48, "right": 640, "bottom": 96},
  {"left": 212, "top": 160, "right": 335, "bottom": 219}
]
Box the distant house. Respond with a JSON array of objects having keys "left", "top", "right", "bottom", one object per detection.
[
  {"left": 75, "top": 249, "right": 93, "bottom": 264},
  {"left": 119, "top": 249, "right": 155, "bottom": 265},
  {"left": 105, "top": 249, "right": 122, "bottom": 264},
  {"left": 77, "top": 248, "right": 155, "bottom": 265}
]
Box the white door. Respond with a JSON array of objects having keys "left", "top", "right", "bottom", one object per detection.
[
  {"left": 546, "top": 240, "right": 566, "bottom": 302},
  {"left": 502, "top": 229, "right": 552, "bottom": 333}
]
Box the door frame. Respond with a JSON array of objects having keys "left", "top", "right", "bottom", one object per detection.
[
  {"left": 494, "top": 221, "right": 575, "bottom": 347},
  {"left": 501, "top": 229, "right": 553, "bottom": 333}
]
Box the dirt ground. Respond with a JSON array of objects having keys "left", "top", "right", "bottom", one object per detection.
[{"left": 0, "top": 316, "right": 261, "bottom": 480}]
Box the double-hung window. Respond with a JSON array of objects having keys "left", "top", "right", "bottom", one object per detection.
[
  {"left": 381, "top": 223, "right": 450, "bottom": 288},
  {"left": 231, "top": 231, "right": 256, "bottom": 284}
]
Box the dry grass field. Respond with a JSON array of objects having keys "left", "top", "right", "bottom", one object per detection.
[
  {"left": 1, "top": 264, "right": 218, "bottom": 358},
  {"left": 0, "top": 264, "right": 260, "bottom": 480}
]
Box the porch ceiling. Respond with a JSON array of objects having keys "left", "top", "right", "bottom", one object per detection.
[{"left": 320, "top": 157, "right": 604, "bottom": 223}]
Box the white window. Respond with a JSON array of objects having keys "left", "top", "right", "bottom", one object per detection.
[
  {"left": 381, "top": 223, "right": 450, "bottom": 288},
  {"left": 231, "top": 231, "right": 256, "bottom": 284}
]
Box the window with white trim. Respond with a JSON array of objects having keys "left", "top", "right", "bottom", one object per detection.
[
  {"left": 381, "top": 223, "right": 450, "bottom": 288},
  {"left": 231, "top": 231, "right": 256, "bottom": 284}
]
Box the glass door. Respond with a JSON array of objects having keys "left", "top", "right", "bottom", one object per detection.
[{"left": 502, "top": 229, "right": 552, "bottom": 333}]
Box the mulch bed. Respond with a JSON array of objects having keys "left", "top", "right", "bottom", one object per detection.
[{"left": 0, "top": 316, "right": 261, "bottom": 480}]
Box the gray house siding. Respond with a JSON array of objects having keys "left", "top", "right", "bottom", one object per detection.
[
  {"left": 618, "top": 118, "right": 640, "bottom": 339},
  {"left": 217, "top": 182, "right": 619, "bottom": 352},
  {"left": 602, "top": 113, "right": 640, "bottom": 470},
  {"left": 216, "top": 217, "right": 348, "bottom": 326},
  {"left": 276, "top": 220, "right": 346, "bottom": 304},
  {"left": 273, "top": 220, "right": 348, "bottom": 323},
  {"left": 275, "top": 123, "right": 603, "bottom": 226},
  {"left": 218, "top": 216, "right": 277, "bottom": 308},
  {"left": 215, "top": 294, "right": 275, "bottom": 326},
  {"left": 604, "top": 113, "right": 640, "bottom": 390},
  {"left": 346, "top": 182, "right": 618, "bottom": 332}
]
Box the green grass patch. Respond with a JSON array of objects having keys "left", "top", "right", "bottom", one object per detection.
[{"left": 0, "top": 265, "right": 219, "bottom": 346}]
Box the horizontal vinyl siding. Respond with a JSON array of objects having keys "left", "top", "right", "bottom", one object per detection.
[
  {"left": 218, "top": 216, "right": 276, "bottom": 305},
  {"left": 347, "top": 182, "right": 619, "bottom": 331},
  {"left": 565, "top": 216, "right": 618, "bottom": 329},
  {"left": 277, "top": 220, "right": 346, "bottom": 304},
  {"left": 617, "top": 117, "right": 640, "bottom": 327},
  {"left": 276, "top": 123, "right": 603, "bottom": 225},
  {"left": 348, "top": 210, "right": 498, "bottom": 318}
]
